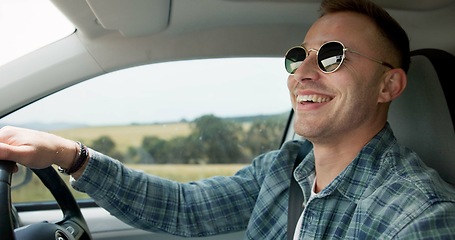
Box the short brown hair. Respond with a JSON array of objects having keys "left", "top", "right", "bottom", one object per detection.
[{"left": 320, "top": 0, "right": 410, "bottom": 72}]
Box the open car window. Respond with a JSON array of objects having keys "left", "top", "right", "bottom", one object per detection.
[{"left": 2, "top": 57, "right": 291, "bottom": 203}]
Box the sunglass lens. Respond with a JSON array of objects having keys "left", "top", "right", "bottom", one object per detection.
[
  {"left": 318, "top": 42, "right": 344, "bottom": 73},
  {"left": 285, "top": 47, "right": 306, "bottom": 74}
]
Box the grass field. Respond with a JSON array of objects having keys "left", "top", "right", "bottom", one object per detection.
[
  {"left": 51, "top": 123, "right": 193, "bottom": 152},
  {"left": 127, "top": 163, "right": 247, "bottom": 181}
]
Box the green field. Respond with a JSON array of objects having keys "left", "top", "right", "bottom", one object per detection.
[{"left": 51, "top": 123, "right": 193, "bottom": 152}]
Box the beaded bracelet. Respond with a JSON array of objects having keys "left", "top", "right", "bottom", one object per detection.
[{"left": 58, "top": 141, "right": 89, "bottom": 175}]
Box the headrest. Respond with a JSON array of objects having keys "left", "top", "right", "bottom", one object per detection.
[{"left": 389, "top": 49, "right": 455, "bottom": 186}]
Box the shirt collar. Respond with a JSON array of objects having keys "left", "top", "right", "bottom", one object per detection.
[{"left": 295, "top": 123, "right": 397, "bottom": 202}]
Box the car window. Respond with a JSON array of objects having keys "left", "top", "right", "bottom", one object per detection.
[{"left": 2, "top": 57, "right": 291, "bottom": 203}]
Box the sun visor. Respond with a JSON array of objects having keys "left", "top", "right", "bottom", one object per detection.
[{"left": 86, "top": 0, "right": 170, "bottom": 37}]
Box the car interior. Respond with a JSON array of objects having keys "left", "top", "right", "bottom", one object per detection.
[{"left": 0, "top": 0, "right": 454, "bottom": 239}]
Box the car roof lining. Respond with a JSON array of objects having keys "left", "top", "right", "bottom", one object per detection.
[{"left": 48, "top": 0, "right": 455, "bottom": 74}]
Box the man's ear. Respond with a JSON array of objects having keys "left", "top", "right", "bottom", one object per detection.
[{"left": 378, "top": 68, "right": 407, "bottom": 103}]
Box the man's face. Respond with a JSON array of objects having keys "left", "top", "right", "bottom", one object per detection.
[{"left": 287, "top": 11, "right": 390, "bottom": 145}]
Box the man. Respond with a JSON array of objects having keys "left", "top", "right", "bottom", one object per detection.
[{"left": 1, "top": 0, "right": 454, "bottom": 239}]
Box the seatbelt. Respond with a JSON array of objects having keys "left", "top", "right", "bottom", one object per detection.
[{"left": 287, "top": 147, "right": 306, "bottom": 240}]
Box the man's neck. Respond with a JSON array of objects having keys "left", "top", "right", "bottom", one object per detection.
[{"left": 311, "top": 127, "right": 380, "bottom": 193}]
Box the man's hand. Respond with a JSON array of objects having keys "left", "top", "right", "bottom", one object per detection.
[{"left": 0, "top": 126, "right": 78, "bottom": 170}]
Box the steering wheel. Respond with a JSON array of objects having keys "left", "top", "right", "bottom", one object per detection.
[{"left": 0, "top": 161, "right": 92, "bottom": 240}]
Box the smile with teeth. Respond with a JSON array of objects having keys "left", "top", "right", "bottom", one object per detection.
[{"left": 296, "top": 94, "right": 332, "bottom": 103}]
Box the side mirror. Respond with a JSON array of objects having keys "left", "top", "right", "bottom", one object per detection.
[{"left": 12, "top": 165, "right": 33, "bottom": 190}]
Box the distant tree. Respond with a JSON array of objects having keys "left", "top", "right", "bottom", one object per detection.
[
  {"left": 141, "top": 136, "right": 170, "bottom": 164},
  {"left": 190, "top": 114, "right": 245, "bottom": 163},
  {"left": 92, "top": 135, "right": 115, "bottom": 153},
  {"left": 140, "top": 135, "right": 207, "bottom": 164},
  {"left": 166, "top": 136, "right": 202, "bottom": 164},
  {"left": 91, "top": 135, "right": 124, "bottom": 162},
  {"left": 137, "top": 113, "right": 288, "bottom": 164},
  {"left": 124, "top": 146, "right": 153, "bottom": 164},
  {"left": 243, "top": 116, "right": 287, "bottom": 157}
]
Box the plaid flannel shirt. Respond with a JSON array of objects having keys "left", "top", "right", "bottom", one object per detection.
[{"left": 72, "top": 123, "right": 455, "bottom": 239}]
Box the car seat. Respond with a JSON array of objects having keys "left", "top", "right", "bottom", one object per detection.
[{"left": 388, "top": 48, "right": 455, "bottom": 186}]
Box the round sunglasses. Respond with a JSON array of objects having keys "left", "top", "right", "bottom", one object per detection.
[{"left": 284, "top": 41, "right": 394, "bottom": 74}]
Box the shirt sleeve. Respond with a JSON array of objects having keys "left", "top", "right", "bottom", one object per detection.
[
  {"left": 70, "top": 148, "right": 268, "bottom": 237},
  {"left": 393, "top": 201, "right": 455, "bottom": 239}
]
